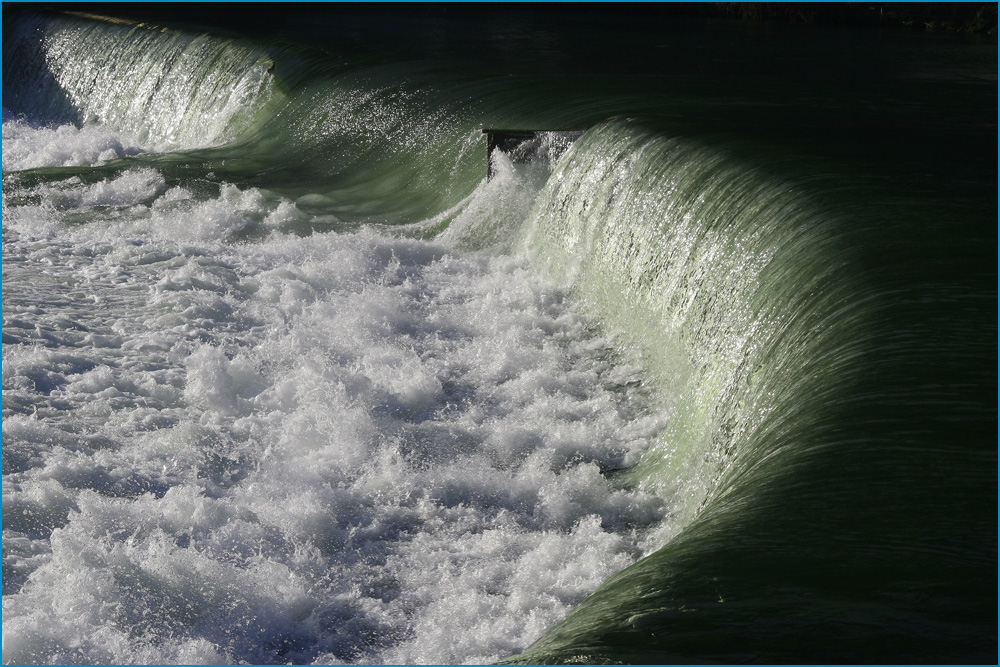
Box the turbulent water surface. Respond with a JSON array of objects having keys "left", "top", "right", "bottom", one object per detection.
[{"left": 2, "top": 6, "right": 996, "bottom": 665}]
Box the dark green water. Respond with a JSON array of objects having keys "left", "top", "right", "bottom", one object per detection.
[{"left": 2, "top": 6, "right": 996, "bottom": 664}]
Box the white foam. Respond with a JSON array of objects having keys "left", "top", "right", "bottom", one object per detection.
[
  {"left": 2, "top": 117, "right": 147, "bottom": 171},
  {"left": 36, "top": 168, "right": 166, "bottom": 209},
  {"left": 2, "top": 166, "right": 669, "bottom": 664}
]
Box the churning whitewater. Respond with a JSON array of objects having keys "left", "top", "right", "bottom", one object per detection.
[{"left": 2, "top": 152, "right": 677, "bottom": 663}]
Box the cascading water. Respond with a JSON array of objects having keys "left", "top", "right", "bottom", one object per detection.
[
  {"left": 2, "top": 13, "right": 276, "bottom": 150},
  {"left": 514, "top": 119, "right": 871, "bottom": 539}
]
